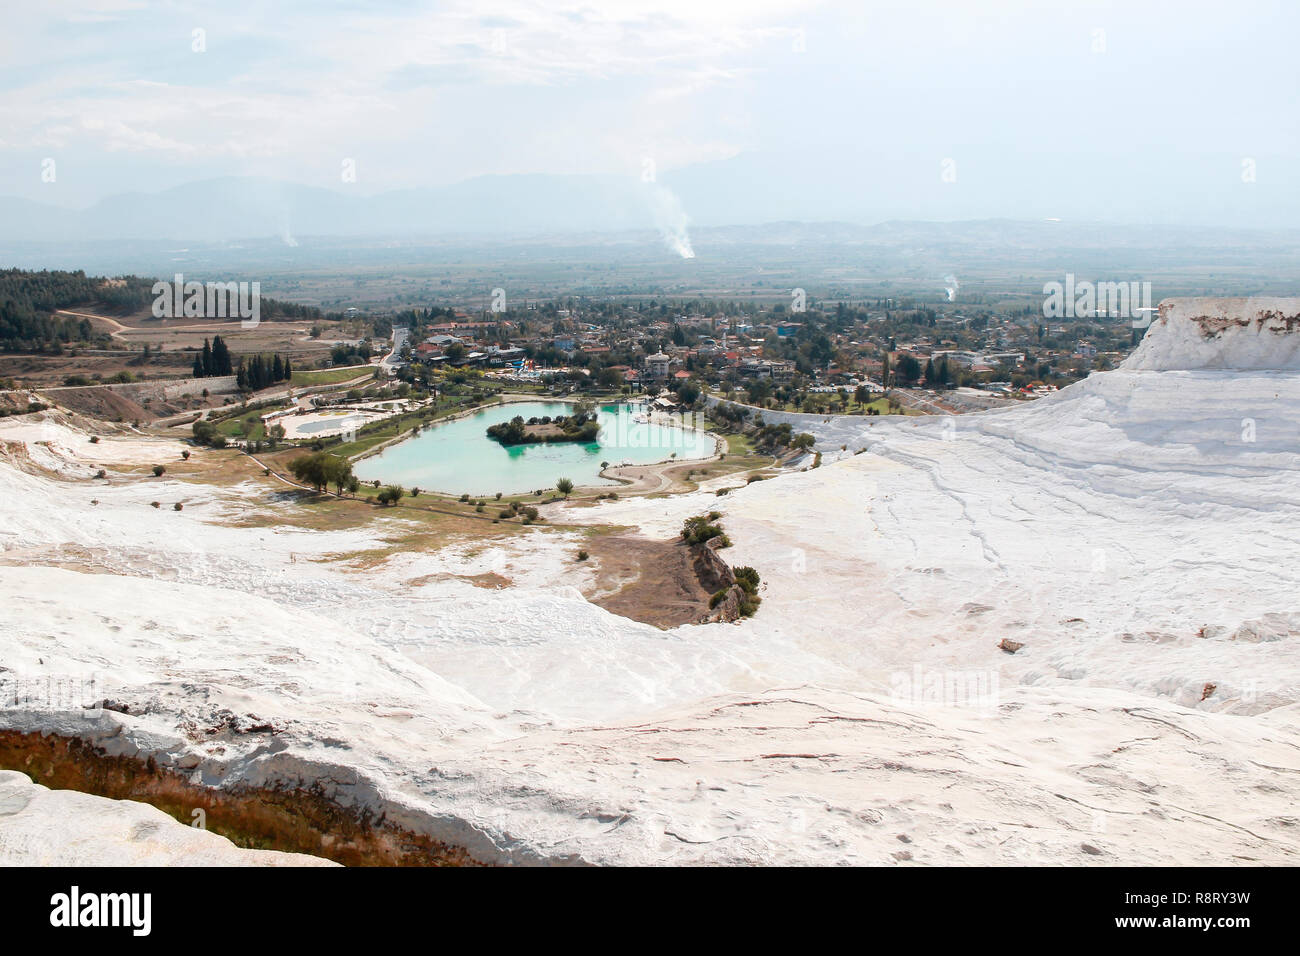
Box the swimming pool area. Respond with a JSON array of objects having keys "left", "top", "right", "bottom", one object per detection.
[{"left": 353, "top": 401, "right": 717, "bottom": 495}]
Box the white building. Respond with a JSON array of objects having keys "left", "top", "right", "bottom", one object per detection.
[{"left": 645, "top": 352, "right": 671, "bottom": 379}]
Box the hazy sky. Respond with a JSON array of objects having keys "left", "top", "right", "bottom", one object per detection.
[{"left": 3, "top": 0, "right": 1297, "bottom": 218}]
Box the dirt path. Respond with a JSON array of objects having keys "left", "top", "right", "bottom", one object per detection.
[
  {"left": 55, "top": 310, "right": 277, "bottom": 340},
  {"left": 55, "top": 309, "right": 133, "bottom": 340}
]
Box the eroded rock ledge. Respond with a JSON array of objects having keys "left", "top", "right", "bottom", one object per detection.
[{"left": 0, "top": 729, "right": 486, "bottom": 866}]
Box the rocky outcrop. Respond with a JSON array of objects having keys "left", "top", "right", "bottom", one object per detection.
[
  {"left": 0, "top": 769, "right": 337, "bottom": 866},
  {"left": 0, "top": 729, "right": 486, "bottom": 866},
  {"left": 693, "top": 536, "right": 735, "bottom": 593},
  {"left": 1123, "top": 297, "right": 1300, "bottom": 370},
  {"left": 693, "top": 538, "right": 747, "bottom": 624}
]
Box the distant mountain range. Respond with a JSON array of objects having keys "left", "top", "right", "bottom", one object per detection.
[{"left": 3, "top": 148, "right": 1297, "bottom": 243}]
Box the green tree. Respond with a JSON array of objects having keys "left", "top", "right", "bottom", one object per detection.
[
  {"left": 556, "top": 477, "right": 574, "bottom": 498},
  {"left": 287, "top": 451, "right": 351, "bottom": 494},
  {"left": 896, "top": 354, "right": 921, "bottom": 385},
  {"left": 376, "top": 485, "right": 405, "bottom": 506}
]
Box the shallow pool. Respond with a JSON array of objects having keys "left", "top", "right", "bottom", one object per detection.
[{"left": 353, "top": 401, "right": 717, "bottom": 494}]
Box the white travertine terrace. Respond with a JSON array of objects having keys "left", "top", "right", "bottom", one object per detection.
[{"left": 1, "top": 297, "right": 1298, "bottom": 865}]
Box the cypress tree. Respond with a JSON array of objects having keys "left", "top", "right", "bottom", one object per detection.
[{"left": 211, "top": 336, "right": 232, "bottom": 376}]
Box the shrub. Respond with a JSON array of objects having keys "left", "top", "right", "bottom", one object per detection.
[
  {"left": 376, "top": 485, "right": 405, "bottom": 506},
  {"left": 556, "top": 477, "right": 574, "bottom": 498},
  {"left": 95, "top": 469, "right": 106, "bottom": 479},
  {"left": 495, "top": 492, "right": 502, "bottom": 500},
  {"left": 152, "top": 465, "right": 166, "bottom": 477},
  {"left": 173, "top": 502, "right": 183, "bottom": 511},
  {"left": 577, "top": 550, "right": 589, "bottom": 561},
  {"left": 459, "top": 493, "right": 470, "bottom": 502},
  {"left": 681, "top": 514, "right": 725, "bottom": 546},
  {"left": 715, "top": 487, "right": 731, "bottom": 496},
  {"left": 89, "top": 436, "right": 100, "bottom": 444},
  {"left": 733, "top": 566, "right": 760, "bottom": 593},
  {"left": 410, "top": 487, "right": 421, "bottom": 497},
  {"left": 150, "top": 501, "right": 160, "bottom": 509},
  {"left": 181, "top": 449, "right": 190, "bottom": 460}
]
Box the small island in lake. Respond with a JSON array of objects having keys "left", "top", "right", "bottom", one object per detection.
[{"left": 487, "top": 409, "right": 600, "bottom": 445}]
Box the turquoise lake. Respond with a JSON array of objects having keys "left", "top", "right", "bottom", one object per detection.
[{"left": 354, "top": 401, "right": 718, "bottom": 494}]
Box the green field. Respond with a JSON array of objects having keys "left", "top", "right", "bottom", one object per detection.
[
  {"left": 215, "top": 408, "right": 269, "bottom": 440},
  {"left": 292, "top": 366, "right": 376, "bottom": 388}
]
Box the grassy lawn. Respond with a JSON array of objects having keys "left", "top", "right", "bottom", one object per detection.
[
  {"left": 215, "top": 408, "right": 269, "bottom": 440},
  {"left": 291, "top": 366, "right": 376, "bottom": 388},
  {"left": 327, "top": 394, "right": 501, "bottom": 458},
  {"left": 702, "top": 416, "right": 758, "bottom": 456}
]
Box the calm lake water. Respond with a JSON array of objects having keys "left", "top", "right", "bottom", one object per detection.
[{"left": 354, "top": 401, "right": 717, "bottom": 494}]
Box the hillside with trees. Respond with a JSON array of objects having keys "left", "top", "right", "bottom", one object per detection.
[{"left": 0, "top": 268, "right": 336, "bottom": 354}]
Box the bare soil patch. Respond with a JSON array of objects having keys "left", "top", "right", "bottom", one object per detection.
[{"left": 583, "top": 534, "right": 719, "bottom": 628}]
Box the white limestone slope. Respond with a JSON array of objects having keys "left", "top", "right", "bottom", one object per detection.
[
  {"left": 1123, "top": 296, "right": 1300, "bottom": 370},
  {"left": 1, "top": 297, "right": 1299, "bottom": 865},
  {"left": 0, "top": 770, "right": 336, "bottom": 866}
]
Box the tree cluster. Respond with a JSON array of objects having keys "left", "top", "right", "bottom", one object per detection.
[
  {"left": 236, "top": 353, "right": 293, "bottom": 390},
  {"left": 486, "top": 411, "right": 599, "bottom": 445},
  {"left": 288, "top": 452, "right": 356, "bottom": 495},
  {"left": 193, "top": 336, "right": 233, "bottom": 377}
]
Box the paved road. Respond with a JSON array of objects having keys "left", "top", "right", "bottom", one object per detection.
[{"left": 381, "top": 326, "right": 410, "bottom": 375}]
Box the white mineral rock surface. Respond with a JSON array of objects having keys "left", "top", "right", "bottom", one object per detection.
[
  {"left": 0, "top": 770, "right": 336, "bottom": 866},
  {"left": 1, "top": 297, "right": 1298, "bottom": 865}
]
